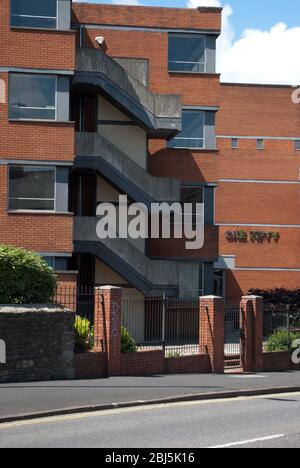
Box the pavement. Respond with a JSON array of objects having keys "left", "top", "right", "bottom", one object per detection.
[
  {"left": 0, "top": 371, "right": 300, "bottom": 423},
  {"left": 1, "top": 391, "right": 300, "bottom": 447}
]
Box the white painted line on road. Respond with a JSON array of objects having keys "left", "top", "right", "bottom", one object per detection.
[{"left": 210, "top": 434, "right": 285, "bottom": 448}]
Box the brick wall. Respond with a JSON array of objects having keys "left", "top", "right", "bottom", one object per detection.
[
  {"left": 121, "top": 350, "right": 165, "bottom": 376},
  {"left": 121, "top": 351, "right": 211, "bottom": 376},
  {"left": 1, "top": 0, "right": 75, "bottom": 70},
  {"left": 72, "top": 4, "right": 222, "bottom": 31},
  {"left": 217, "top": 84, "right": 300, "bottom": 300},
  {"left": 216, "top": 184, "right": 300, "bottom": 226},
  {"left": 74, "top": 352, "right": 108, "bottom": 379},
  {"left": 166, "top": 354, "right": 211, "bottom": 374},
  {"left": 149, "top": 226, "right": 219, "bottom": 260},
  {"left": 263, "top": 352, "right": 292, "bottom": 372},
  {"left": 149, "top": 144, "right": 218, "bottom": 184},
  {"left": 225, "top": 270, "right": 300, "bottom": 301},
  {"left": 0, "top": 165, "right": 73, "bottom": 253},
  {"left": 80, "top": 28, "right": 220, "bottom": 108},
  {"left": 0, "top": 73, "right": 75, "bottom": 161},
  {"left": 218, "top": 83, "right": 300, "bottom": 137}
]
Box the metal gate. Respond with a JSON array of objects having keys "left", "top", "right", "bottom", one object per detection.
[{"left": 224, "top": 303, "right": 243, "bottom": 369}]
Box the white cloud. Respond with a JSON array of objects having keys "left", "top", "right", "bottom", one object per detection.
[
  {"left": 187, "top": 1, "right": 300, "bottom": 85},
  {"left": 187, "top": 0, "right": 221, "bottom": 6}
]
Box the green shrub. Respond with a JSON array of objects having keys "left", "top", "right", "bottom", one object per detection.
[
  {"left": 74, "top": 316, "right": 94, "bottom": 353},
  {"left": 0, "top": 245, "right": 57, "bottom": 304},
  {"left": 121, "top": 326, "right": 137, "bottom": 353},
  {"left": 266, "top": 330, "right": 300, "bottom": 352},
  {"left": 165, "top": 351, "right": 182, "bottom": 359}
]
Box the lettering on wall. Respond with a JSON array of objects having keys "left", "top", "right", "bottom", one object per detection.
[{"left": 225, "top": 230, "right": 280, "bottom": 243}]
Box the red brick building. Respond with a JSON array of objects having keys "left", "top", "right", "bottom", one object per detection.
[
  {"left": 216, "top": 84, "right": 300, "bottom": 300},
  {"left": 0, "top": 1, "right": 299, "bottom": 302}
]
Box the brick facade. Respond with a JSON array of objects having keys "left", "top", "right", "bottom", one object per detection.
[
  {"left": 1, "top": 1, "right": 75, "bottom": 70},
  {"left": 217, "top": 84, "right": 300, "bottom": 299},
  {"left": 0, "top": 1, "right": 298, "bottom": 308}
]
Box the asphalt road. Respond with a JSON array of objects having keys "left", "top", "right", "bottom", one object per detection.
[
  {"left": 0, "top": 392, "right": 300, "bottom": 448},
  {"left": 1, "top": 371, "right": 300, "bottom": 421}
]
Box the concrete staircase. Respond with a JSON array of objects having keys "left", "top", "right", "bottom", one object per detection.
[{"left": 74, "top": 48, "right": 181, "bottom": 138}]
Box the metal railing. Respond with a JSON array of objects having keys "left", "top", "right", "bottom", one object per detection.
[
  {"left": 224, "top": 302, "right": 242, "bottom": 369},
  {"left": 263, "top": 305, "right": 300, "bottom": 352},
  {"left": 54, "top": 285, "right": 104, "bottom": 352},
  {"left": 122, "top": 292, "right": 201, "bottom": 357}
]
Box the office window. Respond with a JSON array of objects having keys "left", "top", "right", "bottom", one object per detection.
[
  {"left": 169, "top": 110, "right": 205, "bottom": 149},
  {"left": 43, "top": 256, "right": 55, "bottom": 269},
  {"left": 181, "top": 187, "right": 203, "bottom": 205},
  {"left": 295, "top": 140, "right": 300, "bottom": 150},
  {"left": 11, "top": 0, "right": 57, "bottom": 29},
  {"left": 9, "top": 74, "right": 57, "bottom": 120},
  {"left": 181, "top": 187, "right": 203, "bottom": 228},
  {"left": 9, "top": 166, "right": 55, "bottom": 211},
  {"left": 42, "top": 256, "right": 68, "bottom": 271},
  {"left": 257, "top": 139, "right": 264, "bottom": 150},
  {"left": 169, "top": 34, "right": 206, "bottom": 73},
  {"left": 214, "top": 269, "right": 224, "bottom": 297},
  {"left": 232, "top": 138, "right": 238, "bottom": 149},
  {"left": 179, "top": 264, "right": 201, "bottom": 298}
]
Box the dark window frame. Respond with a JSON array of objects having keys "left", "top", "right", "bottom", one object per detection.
[
  {"left": 168, "top": 109, "right": 206, "bottom": 150},
  {"left": 10, "top": 0, "right": 58, "bottom": 30},
  {"left": 231, "top": 138, "right": 239, "bottom": 149},
  {"left": 295, "top": 140, "right": 300, "bottom": 151},
  {"left": 42, "top": 256, "right": 68, "bottom": 271},
  {"left": 168, "top": 33, "right": 207, "bottom": 74},
  {"left": 256, "top": 138, "right": 264, "bottom": 150},
  {"left": 8, "top": 165, "right": 56, "bottom": 212},
  {"left": 9, "top": 73, "right": 57, "bottom": 121}
]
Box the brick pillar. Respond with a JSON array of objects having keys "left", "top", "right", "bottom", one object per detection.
[
  {"left": 94, "top": 286, "right": 122, "bottom": 376},
  {"left": 199, "top": 296, "right": 224, "bottom": 374},
  {"left": 240, "top": 296, "right": 264, "bottom": 373}
]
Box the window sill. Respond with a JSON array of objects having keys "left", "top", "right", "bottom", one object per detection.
[
  {"left": 167, "top": 147, "right": 219, "bottom": 152},
  {"left": 7, "top": 210, "right": 73, "bottom": 216},
  {"left": 10, "top": 26, "right": 76, "bottom": 34},
  {"left": 54, "top": 270, "right": 78, "bottom": 275},
  {"left": 168, "top": 71, "right": 220, "bottom": 77},
  {"left": 9, "top": 119, "right": 75, "bottom": 126}
]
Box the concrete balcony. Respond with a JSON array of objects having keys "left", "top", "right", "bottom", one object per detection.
[
  {"left": 75, "top": 132, "right": 181, "bottom": 207},
  {"left": 74, "top": 216, "right": 179, "bottom": 294},
  {"left": 74, "top": 48, "right": 181, "bottom": 138}
]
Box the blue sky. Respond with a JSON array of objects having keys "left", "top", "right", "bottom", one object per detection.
[{"left": 75, "top": 1, "right": 300, "bottom": 84}]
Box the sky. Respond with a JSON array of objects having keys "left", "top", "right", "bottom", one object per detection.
[{"left": 73, "top": 0, "right": 300, "bottom": 85}]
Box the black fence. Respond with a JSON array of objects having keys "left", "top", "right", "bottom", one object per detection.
[
  {"left": 54, "top": 285, "right": 103, "bottom": 352},
  {"left": 224, "top": 302, "right": 241, "bottom": 369},
  {"left": 263, "top": 306, "right": 300, "bottom": 352},
  {"left": 122, "top": 293, "right": 201, "bottom": 357}
]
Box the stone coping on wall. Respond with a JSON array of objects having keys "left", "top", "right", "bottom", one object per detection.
[{"left": 0, "top": 305, "right": 71, "bottom": 314}]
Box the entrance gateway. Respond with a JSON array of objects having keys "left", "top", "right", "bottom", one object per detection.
[{"left": 224, "top": 303, "right": 244, "bottom": 369}]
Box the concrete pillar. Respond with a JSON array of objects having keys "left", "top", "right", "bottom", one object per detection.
[
  {"left": 199, "top": 296, "right": 224, "bottom": 373},
  {"left": 240, "top": 296, "right": 264, "bottom": 373},
  {"left": 94, "top": 286, "right": 122, "bottom": 376}
]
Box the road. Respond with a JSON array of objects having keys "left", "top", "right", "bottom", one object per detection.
[
  {"left": 0, "top": 392, "right": 300, "bottom": 448},
  {"left": 1, "top": 372, "right": 300, "bottom": 421}
]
